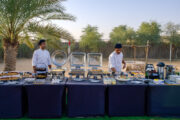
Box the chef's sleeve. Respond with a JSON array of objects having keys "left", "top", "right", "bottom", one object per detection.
[
  {"left": 109, "top": 54, "right": 115, "bottom": 68},
  {"left": 32, "top": 51, "right": 37, "bottom": 66},
  {"left": 47, "top": 52, "right": 51, "bottom": 65}
]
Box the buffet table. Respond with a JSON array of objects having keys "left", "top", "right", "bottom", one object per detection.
[
  {"left": 0, "top": 84, "right": 23, "bottom": 118},
  {"left": 1, "top": 78, "right": 180, "bottom": 118},
  {"left": 66, "top": 80, "right": 106, "bottom": 117},
  {"left": 147, "top": 84, "right": 180, "bottom": 117},
  {"left": 108, "top": 81, "right": 147, "bottom": 116},
  {"left": 24, "top": 80, "right": 66, "bottom": 118}
]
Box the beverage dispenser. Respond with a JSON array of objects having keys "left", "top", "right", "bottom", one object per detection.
[{"left": 156, "top": 62, "right": 165, "bottom": 79}]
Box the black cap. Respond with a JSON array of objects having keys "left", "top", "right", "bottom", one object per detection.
[
  {"left": 157, "top": 62, "right": 165, "bottom": 67},
  {"left": 38, "top": 39, "right": 46, "bottom": 46},
  {"left": 115, "top": 43, "right": 122, "bottom": 48}
]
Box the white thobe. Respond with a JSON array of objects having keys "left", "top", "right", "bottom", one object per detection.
[
  {"left": 108, "top": 51, "right": 123, "bottom": 72},
  {"left": 32, "top": 49, "right": 51, "bottom": 71}
]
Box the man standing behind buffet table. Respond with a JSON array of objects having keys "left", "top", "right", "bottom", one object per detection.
[
  {"left": 108, "top": 43, "right": 126, "bottom": 74},
  {"left": 32, "top": 39, "right": 52, "bottom": 73}
]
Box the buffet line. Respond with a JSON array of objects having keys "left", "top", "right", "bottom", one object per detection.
[
  {"left": 1, "top": 51, "right": 180, "bottom": 118},
  {"left": 0, "top": 51, "right": 180, "bottom": 85}
]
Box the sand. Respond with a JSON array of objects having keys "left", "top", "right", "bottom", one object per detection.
[{"left": 1, "top": 58, "right": 180, "bottom": 72}]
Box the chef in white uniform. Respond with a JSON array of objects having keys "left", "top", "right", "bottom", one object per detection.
[
  {"left": 32, "top": 39, "right": 52, "bottom": 73},
  {"left": 108, "top": 43, "right": 126, "bottom": 74}
]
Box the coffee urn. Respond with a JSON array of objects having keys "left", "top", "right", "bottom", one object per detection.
[{"left": 157, "top": 62, "right": 165, "bottom": 79}]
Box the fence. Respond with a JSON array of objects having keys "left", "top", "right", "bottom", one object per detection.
[
  {"left": 70, "top": 42, "right": 180, "bottom": 60},
  {"left": 0, "top": 42, "right": 180, "bottom": 60}
]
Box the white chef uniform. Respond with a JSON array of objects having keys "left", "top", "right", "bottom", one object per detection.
[
  {"left": 108, "top": 51, "right": 123, "bottom": 72},
  {"left": 32, "top": 49, "right": 51, "bottom": 71}
]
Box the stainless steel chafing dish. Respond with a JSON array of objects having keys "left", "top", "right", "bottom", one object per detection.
[
  {"left": 35, "top": 63, "right": 47, "bottom": 80},
  {"left": 69, "top": 52, "right": 86, "bottom": 81},
  {"left": 50, "top": 50, "right": 67, "bottom": 82},
  {"left": 87, "top": 53, "right": 103, "bottom": 82}
]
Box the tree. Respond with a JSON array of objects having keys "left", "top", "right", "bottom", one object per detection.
[
  {"left": 0, "top": 37, "right": 3, "bottom": 60},
  {"left": 136, "top": 21, "right": 161, "bottom": 44},
  {"left": 163, "top": 22, "right": 180, "bottom": 45},
  {"left": 79, "top": 25, "right": 103, "bottom": 52},
  {"left": 163, "top": 22, "right": 180, "bottom": 60},
  {"left": 110, "top": 25, "right": 136, "bottom": 45},
  {"left": 0, "top": 0, "right": 75, "bottom": 71}
]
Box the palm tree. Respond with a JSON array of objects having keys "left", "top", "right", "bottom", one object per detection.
[{"left": 0, "top": 0, "right": 75, "bottom": 71}]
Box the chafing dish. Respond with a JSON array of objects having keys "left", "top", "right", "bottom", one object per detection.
[
  {"left": 50, "top": 50, "right": 67, "bottom": 82},
  {"left": 69, "top": 52, "right": 86, "bottom": 81},
  {"left": 35, "top": 64, "right": 47, "bottom": 79},
  {"left": 87, "top": 53, "right": 103, "bottom": 82}
]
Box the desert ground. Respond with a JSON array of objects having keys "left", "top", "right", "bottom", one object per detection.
[{"left": 1, "top": 58, "right": 180, "bottom": 72}]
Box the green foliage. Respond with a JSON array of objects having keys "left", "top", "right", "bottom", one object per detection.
[
  {"left": 110, "top": 25, "right": 136, "bottom": 45},
  {"left": 0, "top": 0, "right": 75, "bottom": 48},
  {"left": 79, "top": 25, "right": 104, "bottom": 52},
  {"left": 136, "top": 21, "right": 161, "bottom": 45},
  {"left": 17, "top": 44, "right": 34, "bottom": 58},
  {"left": 163, "top": 22, "right": 180, "bottom": 46}
]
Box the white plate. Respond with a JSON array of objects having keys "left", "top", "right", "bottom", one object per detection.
[
  {"left": 89, "top": 79, "right": 101, "bottom": 83},
  {"left": 116, "top": 78, "right": 131, "bottom": 82},
  {"left": 131, "top": 81, "right": 142, "bottom": 84},
  {"left": 24, "top": 78, "right": 35, "bottom": 82}
]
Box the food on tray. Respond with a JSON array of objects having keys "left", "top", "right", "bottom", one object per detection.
[
  {"left": 103, "top": 71, "right": 110, "bottom": 74},
  {"left": 22, "top": 72, "right": 33, "bottom": 78},
  {"left": 0, "top": 72, "right": 21, "bottom": 81},
  {"left": 89, "top": 69, "right": 103, "bottom": 75},
  {"left": 50, "top": 69, "right": 65, "bottom": 75},
  {"left": 0, "top": 77, "right": 9, "bottom": 81},
  {"left": 0, "top": 77, "right": 20, "bottom": 81},
  {"left": 130, "top": 71, "right": 145, "bottom": 78},
  {"left": 70, "top": 69, "right": 85, "bottom": 75},
  {"left": 0, "top": 72, "right": 19, "bottom": 76},
  {"left": 51, "top": 69, "right": 65, "bottom": 72},
  {"left": 36, "top": 74, "right": 47, "bottom": 79},
  {"left": 9, "top": 77, "right": 20, "bottom": 81},
  {"left": 91, "top": 69, "right": 102, "bottom": 72},
  {"left": 131, "top": 71, "right": 143, "bottom": 75}
]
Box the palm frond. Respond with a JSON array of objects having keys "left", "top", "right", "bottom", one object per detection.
[
  {"left": 26, "top": 22, "right": 75, "bottom": 42},
  {"left": 0, "top": 0, "right": 75, "bottom": 43},
  {"left": 46, "top": 39, "right": 62, "bottom": 49},
  {"left": 18, "top": 33, "right": 34, "bottom": 49},
  {"left": 41, "top": 13, "right": 76, "bottom": 21}
]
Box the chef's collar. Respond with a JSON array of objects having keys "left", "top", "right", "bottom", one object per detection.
[{"left": 40, "top": 48, "right": 46, "bottom": 51}]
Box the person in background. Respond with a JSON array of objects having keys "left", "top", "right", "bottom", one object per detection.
[
  {"left": 108, "top": 43, "right": 126, "bottom": 74},
  {"left": 32, "top": 39, "right": 51, "bottom": 73}
]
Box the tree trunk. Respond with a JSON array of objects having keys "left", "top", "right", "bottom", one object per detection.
[
  {"left": 3, "top": 41, "right": 18, "bottom": 71},
  {"left": 170, "top": 43, "right": 172, "bottom": 62}
]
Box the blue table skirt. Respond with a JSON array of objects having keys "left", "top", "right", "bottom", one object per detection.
[
  {"left": 0, "top": 85, "right": 23, "bottom": 118},
  {"left": 147, "top": 85, "right": 180, "bottom": 117},
  {"left": 2, "top": 80, "right": 180, "bottom": 118},
  {"left": 66, "top": 80, "right": 106, "bottom": 117},
  {"left": 25, "top": 84, "right": 65, "bottom": 118},
  {"left": 108, "top": 83, "right": 147, "bottom": 116}
]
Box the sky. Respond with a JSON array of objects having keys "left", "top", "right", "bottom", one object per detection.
[{"left": 54, "top": 0, "right": 180, "bottom": 41}]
